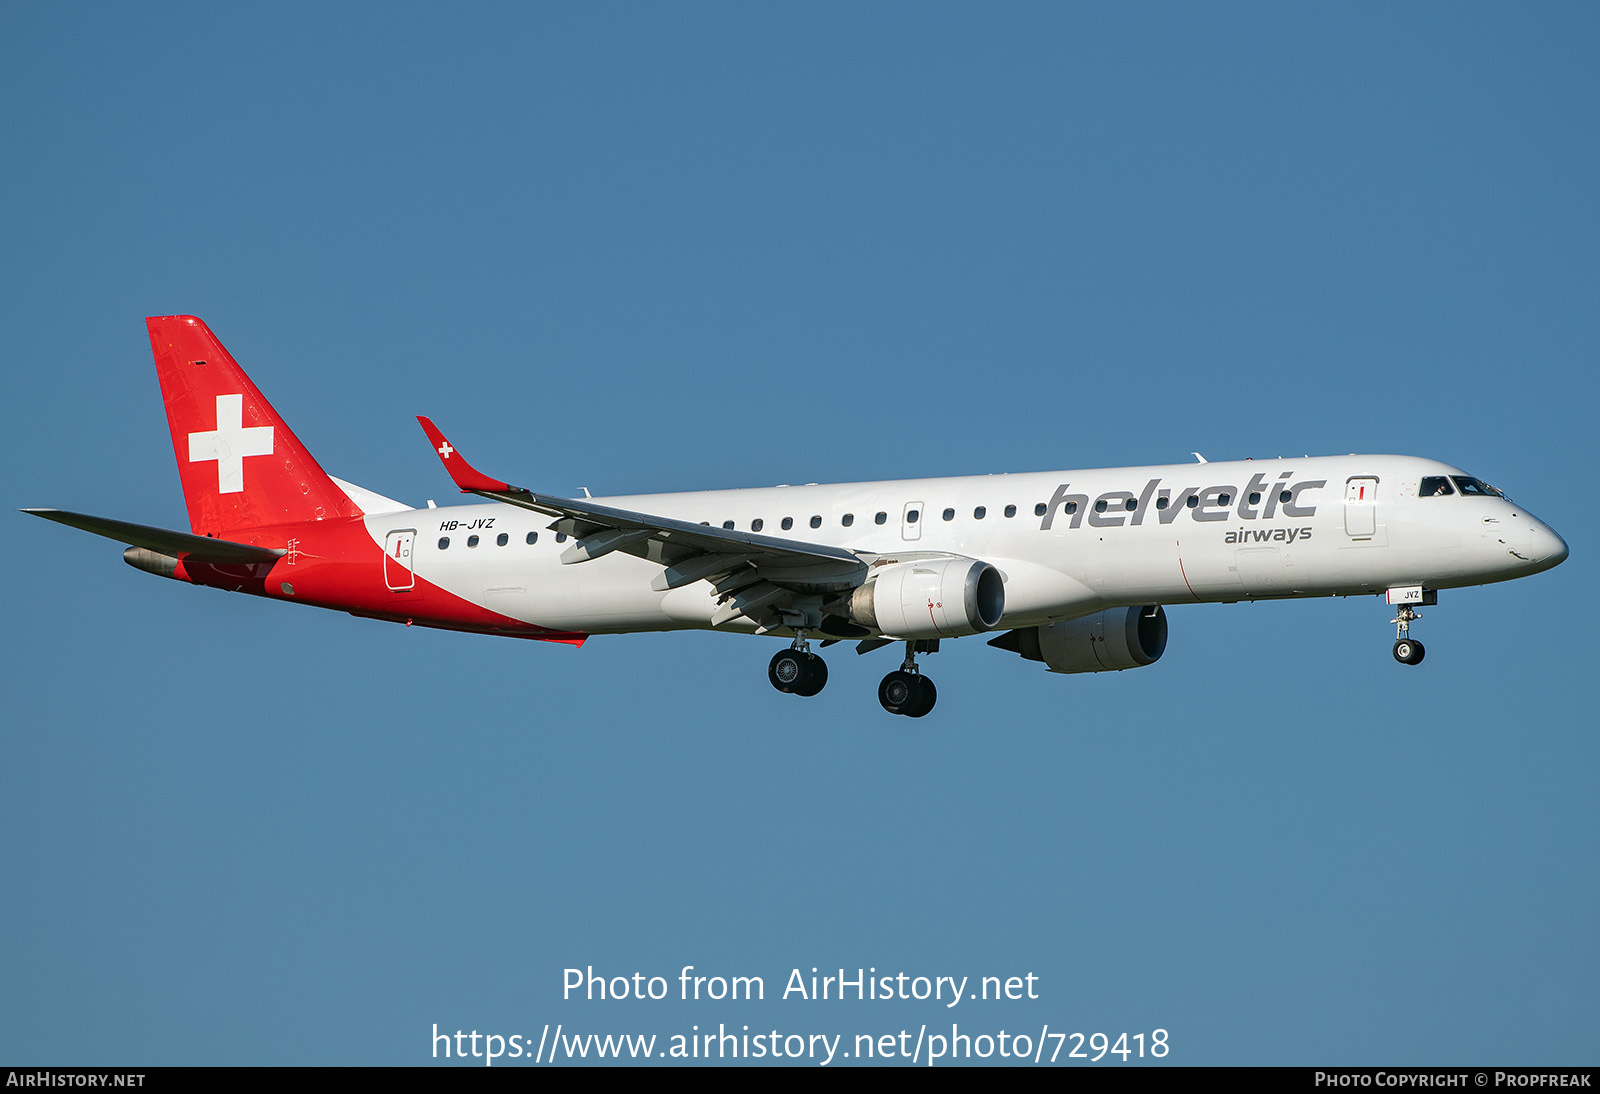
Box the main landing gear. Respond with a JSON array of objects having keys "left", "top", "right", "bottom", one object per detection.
[
  {"left": 766, "top": 635, "right": 939, "bottom": 716},
  {"left": 878, "top": 641, "right": 937, "bottom": 718},
  {"left": 1391, "top": 606, "right": 1426, "bottom": 666},
  {"left": 768, "top": 632, "right": 828, "bottom": 697}
]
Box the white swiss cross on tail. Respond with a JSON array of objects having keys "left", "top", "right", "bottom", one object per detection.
[{"left": 188, "top": 393, "right": 274, "bottom": 494}]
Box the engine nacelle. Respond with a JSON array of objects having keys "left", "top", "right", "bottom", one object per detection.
[
  {"left": 838, "top": 558, "right": 1005, "bottom": 639},
  {"left": 988, "top": 605, "right": 1167, "bottom": 674}
]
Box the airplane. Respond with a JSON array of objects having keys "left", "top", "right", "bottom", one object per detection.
[{"left": 25, "top": 316, "right": 1569, "bottom": 717}]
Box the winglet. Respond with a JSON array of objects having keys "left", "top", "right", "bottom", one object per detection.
[{"left": 416, "top": 416, "right": 516, "bottom": 493}]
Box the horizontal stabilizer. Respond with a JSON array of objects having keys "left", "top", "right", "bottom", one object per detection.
[{"left": 21, "top": 509, "right": 286, "bottom": 563}]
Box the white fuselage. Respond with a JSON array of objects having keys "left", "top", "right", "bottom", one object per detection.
[{"left": 362, "top": 455, "right": 1567, "bottom": 637}]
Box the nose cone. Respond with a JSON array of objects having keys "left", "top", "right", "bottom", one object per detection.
[{"left": 1533, "top": 523, "right": 1569, "bottom": 568}]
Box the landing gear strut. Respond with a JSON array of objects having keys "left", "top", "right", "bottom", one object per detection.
[
  {"left": 879, "top": 641, "right": 937, "bottom": 718},
  {"left": 1391, "top": 606, "right": 1426, "bottom": 666},
  {"left": 769, "top": 630, "right": 828, "bottom": 697}
]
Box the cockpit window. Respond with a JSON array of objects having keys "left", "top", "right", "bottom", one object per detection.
[
  {"left": 1419, "top": 476, "right": 1455, "bottom": 497},
  {"left": 1451, "top": 476, "right": 1505, "bottom": 498}
]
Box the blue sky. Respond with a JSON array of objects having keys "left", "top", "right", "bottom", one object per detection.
[{"left": 3, "top": 3, "right": 1595, "bottom": 1066}]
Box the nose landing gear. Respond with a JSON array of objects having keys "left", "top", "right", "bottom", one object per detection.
[
  {"left": 768, "top": 631, "right": 828, "bottom": 696},
  {"left": 1391, "top": 606, "right": 1426, "bottom": 666},
  {"left": 879, "top": 641, "right": 937, "bottom": 718}
]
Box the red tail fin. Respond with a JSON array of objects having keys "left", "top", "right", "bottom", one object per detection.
[{"left": 147, "top": 315, "right": 361, "bottom": 535}]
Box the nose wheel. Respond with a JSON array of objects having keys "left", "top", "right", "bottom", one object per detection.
[
  {"left": 1391, "top": 605, "right": 1426, "bottom": 666},
  {"left": 1393, "top": 638, "right": 1425, "bottom": 665},
  {"left": 878, "top": 641, "right": 937, "bottom": 717},
  {"left": 769, "top": 632, "right": 828, "bottom": 697}
]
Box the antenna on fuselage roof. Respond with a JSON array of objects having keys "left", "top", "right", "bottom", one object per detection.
[
  {"left": 1191, "top": 452, "right": 1207, "bottom": 463},
  {"left": 580, "top": 486, "right": 593, "bottom": 498}
]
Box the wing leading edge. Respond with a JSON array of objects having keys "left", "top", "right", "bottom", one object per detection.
[{"left": 416, "top": 417, "right": 869, "bottom": 628}]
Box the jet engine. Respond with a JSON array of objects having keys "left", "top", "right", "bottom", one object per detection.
[
  {"left": 833, "top": 558, "right": 1005, "bottom": 639},
  {"left": 987, "top": 605, "right": 1167, "bottom": 673}
]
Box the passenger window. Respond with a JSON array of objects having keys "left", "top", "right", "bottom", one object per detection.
[
  {"left": 1420, "top": 476, "right": 1455, "bottom": 497},
  {"left": 1279, "top": 491, "right": 1291, "bottom": 504},
  {"left": 974, "top": 506, "right": 986, "bottom": 519},
  {"left": 943, "top": 508, "right": 955, "bottom": 521},
  {"left": 496, "top": 533, "right": 509, "bottom": 546},
  {"left": 1186, "top": 496, "right": 1199, "bottom": 508},
  {"left": 1004, "top": 505, "right": 1016, "bottom": 518},
  {"left": 1218, "top": 493, "right": 1232, "bottom": 506},
  {"left": 1094, "top": 500, "right": 1107, "bottom": 513},
  {"left": 467, "top": 535, "right": 479, "bottom": 548},
  {"left": 841, "top": 514, "right": 854, "bottom": 527},
  {"left": 907, "top": 509, "right": 920, "bottom": 523},
  {"left": 526, "top": 531, "right": 538, "bottom": 544},
  {"left": 1034, "top": 503, "right": 1047, "bottom": 516},
  {"left": 438, "top": 537, "right": 450, "bottom": 549},
  {"left": 1248, "top": 492, "right": 1261, "bottom": 505},
  {"left": 1155, "top": 497, "right": 1169, "bottom": 510},
  {"left": 782, "top": 517, "right": 793, "bottom": 530},
  {"left": 751, "top": 518, "right": 764, "bottom": 532},
  {"left": 810, "top": 515, "right": 822, "bottom": 528},
  {"left": 723, "top": 521, "right": 735, "bottom": 529},
  {"left": 556, "top": 533, "right": 567, "bottom": 543},
  {"left": 874, "top": 512, "right": 887, "bottom": 525},
  {"left": 1064, "top": 502, "right": 1078, "bottom": 514},
  {"left": 1124, "top": 498, "right": 1137, "bottom": 511}
]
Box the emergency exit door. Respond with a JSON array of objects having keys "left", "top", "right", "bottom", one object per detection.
[{"left": 902, "top": 501, "right": 924, "bottom": 541}]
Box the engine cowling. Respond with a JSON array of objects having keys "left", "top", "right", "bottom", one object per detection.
[
  {"left": 988, "top": 605, "right": 1167, "bottom": 673},
  {"left": 837, "top": 558, "right": 1005, "bottom": 639}
]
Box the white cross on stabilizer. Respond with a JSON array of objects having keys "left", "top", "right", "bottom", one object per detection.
[
  {"left": 438, "top": 441, "right": 453, "bottom": 458},
  {"left": 188, "top": 393, "right": 274, "bottom": 494}
]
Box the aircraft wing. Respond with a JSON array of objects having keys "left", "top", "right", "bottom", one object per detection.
[
  {"left": 21, "top": 509, "right": 287, "bottom": 563},
  {"left": 417, "top": 419, "right": 868, "bottom": 607}
]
